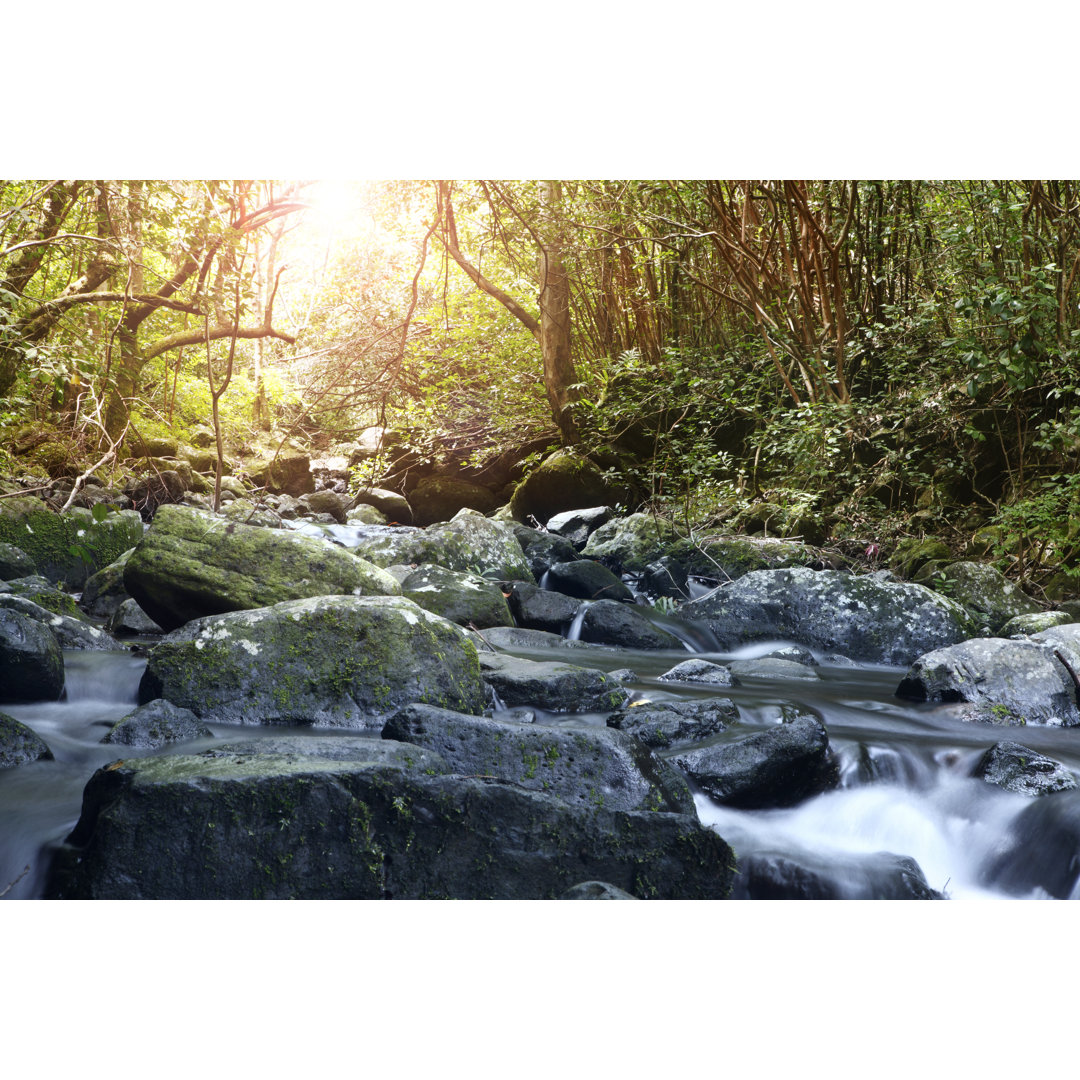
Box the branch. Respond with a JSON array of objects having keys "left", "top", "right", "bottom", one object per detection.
[
  {"left": 435, "top": 182, "right": 541, "bottom": 341},
  {"left": 144, "top": 322, "right": 296, "bottom": 360},
  {"left": 20, "top": 290, "right": 204, "bottom": 322},
  {"left": 0, "top": 232, "right": 115, "bottom": 259}
]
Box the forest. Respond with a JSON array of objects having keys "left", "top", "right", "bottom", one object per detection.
[{"left": 2, "top": 179, "right": 1080, "bottom": 591}]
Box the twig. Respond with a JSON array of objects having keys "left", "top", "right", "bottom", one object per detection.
[
  {"left": 0, "top": 864, "right": 30, "bottom": 898},
  {"left": 60, "top": 421, "right": 129, "bottom": 511},
  {"left": 1053, "top": 649, "right": 1080, "bottom": 699}
]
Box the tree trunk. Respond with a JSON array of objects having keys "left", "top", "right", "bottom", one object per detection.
[{"left": 538, "top": 181, "right": 578, "bottom": 443}]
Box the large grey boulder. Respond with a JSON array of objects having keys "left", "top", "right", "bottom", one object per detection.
[
  {"left": 896, "top": 624, "right": 1080, "bottom": 726},
  {"left": 383, "top": 704, "right": 694, "bottom": 813},
  {"left": 732, "top": 849, "right": 942, "bottom": 900},
  {"left": 506, "top": 581, "right": 582, "bottom": 634},
  {"left": 668, "top": 715, "right": 839, "bottom": 809},
  {"left": 680, "top": 567, "right": 972, "bottom": 665},
  {"left": 139, "top": 595, "right": 487, "bottom": 728},
  {"left": 512, "top": 526, "right": 579, "bottom": 581},
  {"left": 124, "top": 504, "right": 400, "bottom": 632},
  {"left": 984, "top": 790, "right": 1080, "bottom": 898},
  {"left": 80, "top": 550, "right": 133, "bottom": 619},
  {"left": 0, "top": 542, "right": 36, "bottom": 581},
  {"left": 545, "top": 560, "right": 633, "bottom": 603},
  {"left": 508, "top": 450, "right": 613, "bottom": 524},
  {"left": 0, "top": 594, "right": 118, "bottom": 651},
  {"left": 47, "top": 749, "right": 737, "bottom": 899},
  {"left": 0, "top": 609, "right": 64, "bottom": 703},
  {"left": 921, "top": 560, "right": 1041, "bottom": 633},
  {"left": 575, "top": 599, "right": 684, "bottom": 650}
]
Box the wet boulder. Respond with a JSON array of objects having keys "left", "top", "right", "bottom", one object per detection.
[
  {"left": 576, "top": 599, "right": 683, "bottom": 650},
  {"left": 478, "top": 652, "right": 629, "bottom": 713},
  {"left": 506, "top": 581, "right": 583, "bottom": 634},
  {"left": 983, "top": 789, "right": 1080, "bottom": 898},
  {"left": 545, "top": 560, "right": 633, "bottom": 603},
  {"left": 246, "top": 452, "right": 314, "bottom": 496},
  {"left": 465, "top": 626, "right": 604, "bottom": 654},
  {"left": 139, "top": 595, "right": 487, "bottom": 728},
  {"left": 0, "top": 609, "right": 64, "bottom": 703},
  {"left": 0, "top": 712, "right": 53, "bottom": 767},
  {"left": 971, "top": 741, "right": 1078, "bottom": 797},
  {"left": 383, "top": 703, "right": 694, "bottom": 813},
  {"left": 896, "top": 626, "right": 1080, "bottom": 726},
  {"left": 668, "top": 715, "right": 839, "bottom": 809},
  {"left": 726, "top": 657, "right": 821, "bottom": 682},
  {"left": 608, "top": 698, "right": 739, "bottom": 749},
  {"left": 640, "top": 557, "right": 690, "bottom": 600},
  {"left": 681, "top": 567, "right": 972, "bottom": 666},
  {"left": 731, "top": 849, "right": 943, "bottom": 900},
  {"left": 124, "top": 504, "right": 401, "bottom": 632},
  {"left": 102, "top": 699, "right": 214, "bottom": 749},
  {"left": 107, "top": 598, "right": 165, "bottom": 637},
  {"left": 349, "top": 487, "right": 413, "bottom": 525},
  {"left": 998, "top": 611, "right": 1073, "bottom": 637},
  {"left": 47, "top": 749, "right": 736, "bottom": 899},
  {"left": 659, "top": 658, "right": 739, "bottom": 687},
  {"left": 297, "top": 490, "right": 349, "bottom": 523}
]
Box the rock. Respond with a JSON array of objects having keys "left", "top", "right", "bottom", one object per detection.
[
  {"left": 983, "top": 790, "right": 1080, "bottom": 898},
  {"left": 409, "top": 477, "right": 498, "bottom": 526},
  {"left": 545, "top": 506, "right": 613, "bottom": 548},
  {"left": 681, "top": 567, "right": 972, "bottom": 666},
  {"left": 999, "top": 611, "right": 1074, "bottom": 637},
  {"left": 545, "top": 560, "right": 633, "bottom": 603},
  {"left": 126, "top": 470, "right": 187, "bottom": 518},
  {"left": 513, "top": 526, "right": 580, "bottom": 581},
  {"left": 349, "top": 487, "right": 413, "bottom": 525},
  {"left": 668, "top": 715, "right": 838, "bottom": 809},
  {"left": 140, "top": 595, "right": 487, "bottom": 727},
  {"left": 124, "top": 504, "right": 401, "bottom": 632},
  {"left": 576, "top": 599, "right": 684, "bottom": 649},
  {"left": 129, "top": 434, "right": 179, "bottom": 457},
  {"left": 889, "top": 537, "right": 951, "bottom": 579},
  {"left": 659, "top": 659, "right": 739, "bottom": 687},
  {"left": 918, "top": 560, "right": 1041, "bottom": 633},
  {"left": 0, "top": 609, "right": 64, "bottom": 703},
  {"left": 764, "top": 645, "right": 819, "bottom": 666},
  {"left": 346, "top": 504, "right": 388, "bottom": 526},
  {"left": 400, "top": 565, "right": 513, "bottom": 629},
  {"left": 0, "top": 542, "right": 36, "bottom": 581},
  {"left": 466, "top": 626, "right": 605, "bottom": 653},
  {"left": 0, "top": 497, "right": 143, "bottom": 588},
  {"left": 348, "top": 426, "right": 398, "bottom": 461},
  {"left": 48, "top": 750, "right": 737, "bottom": 899},
  {"left": 383, "top": 703, "right": 694, "bottom": 813},
  {"left": 0, "top": 711, "right": 53, "bottom": 767},
  {"left": 0, "top": 594, "right": 118, "bottom": 650},
  {"left": 354, "top": 510, "right": 533, "bottom": 584},
  {"left": 247, "top": 453, "right": 314, "bottom": 496},
  {"left": 107, "top": 598, "right": 165, "bottom": 637},
  {"left": 582, "top": 514, "right": 814, "bottom": 577},
  {"left": 80, "top": 551, "right": 133, "bottom": 619},
  {"left": 506, "top": 581, "right": 582, "bottom": 633},
  {"left": 561, "top": 881, "right": 637, "bottom": 899},
  {"left": 726, "top": 657, "right": 821, "bottom": 682},
  {"left": 297, "top": 490, "right": 349, "bottom": 523},
  {"left": 0, "top": 575, "right": 85, "bottom": 620},
  {"left": 640, "top": 557, "right": 690, "bottom": 599},
  {"left": 731, "top": 849, "right": 943, "bottom": 900},
  {"left": 896, "top": 625, "right": 1080, "bottom": 726},
  {"left": 206, "top": 734, "right": 449, "bottom": 773},
  {"left": 971, "top": 741, "right": 1078, "bottom": 797},
  {"left": 219, "top": 498, "right": 281, "bottom": 528},
  {"left": 478, "top": 653, "right": 629, "bottom": 713},
  {"left": 508, "top": 450, "right": 614, "bottom": 524},
  {"left": 608, "top": 698, "right": 739, "bottom": 749},
  {"left": 102, "top": 699, "right": 214, "bottom": 749}
]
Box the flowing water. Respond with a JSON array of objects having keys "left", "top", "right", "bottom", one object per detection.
[{"left": 4, "top": 627, "right": 1080, "bottom": 899}]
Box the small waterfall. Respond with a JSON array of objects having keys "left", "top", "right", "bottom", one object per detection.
[
  {"left": 62, "top": 651, "right": 145, "bottom": 704},
  {"left": 566, "top": 601, "right": 592, "bottom": 642},
  {"left": 538, "top": 570, "right": 551, "bottom": 591}
]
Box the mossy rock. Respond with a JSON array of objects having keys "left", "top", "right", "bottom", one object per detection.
[
  {"left": 0, "top": 711, "right": 54, "bottom": 768},
  {"left": 0, "top": 608, "right": 65, "bottom": 703},
  {"left": 889, "top": 537, "right": 952, "bottom": 579},
  {"left": 400, "top": 564, "right": 513, "bottom": 629},
  {"left": 508, "top": 450, "right": 613, "bottom": 524},
  {"left": 0, "top": 497, "right": 144, "bottom": 588},
  {"left": 408, "top": 476, "right": 498, "bottom": 526},
  {"left": 0, "top": 542, "right": 37, "bottom": 581},
  {"left": 246, "top": 453, "right": 314, "bottom": 496},
  {"left": 140, "top": 594, "right": 487, "bottom": 727},
  {"left": 918, "top": 560, "right": 1041, "bottom": 633},
  {"left": 124, "top": 504, "right": 401, "bottom": 632}
]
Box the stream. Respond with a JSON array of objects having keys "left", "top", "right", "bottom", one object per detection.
[{"left": 4, "top": 630, "right": 1079, "bottom": 900}]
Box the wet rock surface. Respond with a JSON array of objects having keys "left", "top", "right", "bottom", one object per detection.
[
  {"left": 971, "top": 740, "right": 1078, "bottom": 797},
  {"left": 0, "top": 711, "right": 54, "bottom": 767}
]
